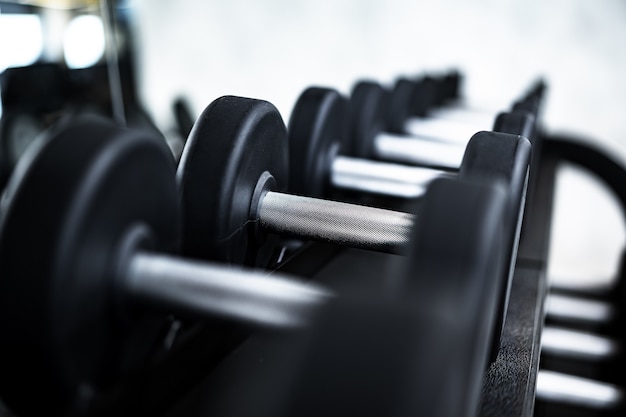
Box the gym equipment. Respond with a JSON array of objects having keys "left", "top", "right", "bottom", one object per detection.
[
  {"left": 0, "top": 115, "right": 508, "bottom": 417},
  {"left": 176, "top": 94, "right": 530, "bottom": 372},
  {"left": 288, "top": 86, "right": 531, "bottom": 357},
  {"left": 385, "top": 78, "right": 495, "bottom": 143},
  {"left": 177, "top": 95, "right": 529, "bottom": 266},
  {"left": 348, "top": 80, "right": 537, "bottom": 169},
  {"left": 288, "top": 86, "right": 533, "bottom": 200},
  {"left": 395, "top": 75, "right": 545, "bottom": 142},
  {"left": 403, "top": 72, "right": 546, "bottom": 129}
]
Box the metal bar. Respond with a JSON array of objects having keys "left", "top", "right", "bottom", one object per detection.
[
  {"left": 545, "top": 293, "right": 615, "bottom": 324},
  {"left": 331, "top": 156, "right": 451, "bottom": 198},
  {"left": 374, "top": 133, "right": 466, "bottom": 169},
  {"left": 403, "top": 117, "right": 484, "bottom": 145},
  {"left": 124, "top": 252, "right": 331, "bottom": 329},
  {"left": 427, "top": 107, "right": 496, "bottom": 127},
  {"left": 536, "top": 370, "right": 623, "bottom": 410},
  {"left": 259, "top": 191, "right": 414, "bottom": 254},
  {"left": 100, "top": 0, "right": 126, "bottom": 126},
  {"left": 540, "top": 326, "right": 620, "bottom": 360}
]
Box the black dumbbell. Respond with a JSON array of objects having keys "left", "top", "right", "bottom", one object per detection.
[
  {"left": 402, "top": 73, "right": 546, "bottom": 130},
  {"left": 178, "top": 94, "right": 530, "bottom": 367},
  {"left": 0, "top": 115, "right": 508, "bottom": 417},
  {"left": 288, "top": 86, "right": 531, "bottom": 360},
  {"left": 348, "top": 80, "right": 538, "bottom": 169},
  {"left": 390, "top": 77, "right": 500, "bottom": 143},
  {"left": 410, "top": 72, "right": 499, "bottom": 126},
  {"left": 177, "top": 95, "right": 530, "bottom": 270},
  {"left": 387, "top": 76, "right": 543, "bottom": 140},
  {"left": 289, "top": 86, "right": 532, "bottom": 201},
  {"left": 0, "top": 112, "right": 46, "bottom": 191}
]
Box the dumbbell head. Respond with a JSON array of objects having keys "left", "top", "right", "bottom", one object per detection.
[
  {"left": 385, "top": 77, "right": 416, "bottom": 135},
  {"left": 0, "top": 116, "right": 180, "bottom": 416},
  {"left": 177, "top": 96, "right": 289, "bottom": 266},
  {"left": 0, "top": 112, "right": 512, "bottom": 417},
  {"left": 288, "top": 87, "right": 347, "bottom": 198},
  {"left": 347, "top": 80, "right": 388, "bottom": 159},
  {"left": 290, "top": 86, "right": 532, "bottom": 201},
  {"left": 348, "top": 80, "right": 476, "bottom": 165},
  {"left": 221, "top": 177, "right": 509, "bottom": 417},
  {"left": 494, "top": 110, "right": 535, "bottom": 141}
]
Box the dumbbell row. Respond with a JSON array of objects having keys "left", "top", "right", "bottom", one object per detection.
[
  {"left": 346, "top": 79, "right": 541, "bottom": 169},
  {"left": 288, "top": 85, "right": 537, "bottom": 200},
  {"left": 4, "top": 66, "right": 613, "bottom": 416},
  {"left": 0, "top": 116, "right": 509, "bottom": 417},
  {"left": 0, "top": 85, "right": 528, "bottom": 416},
  {"left": 389, "top": 75, "right": 545, "bottom": 141}
]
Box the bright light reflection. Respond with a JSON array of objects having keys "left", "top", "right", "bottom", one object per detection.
[
  {"left": 537, "top": 370, "right": 623, "bottom": 409},
  {"left": 541, "top": 326, "right": 619, "bottom": 360},
  {"left": 545, "top": 293, "right": 614, "bottom": 323},
  {"left": 0, "top": 14, "right": 44, "bottom": 72},
  {"left": 63, "top": 14, "right": 105, "bottom": 69}
]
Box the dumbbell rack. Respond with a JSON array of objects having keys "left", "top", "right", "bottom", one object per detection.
[
  {"left": 2, "top": 136, "right": 623, "bottom": 417},
  {"left": 128, "top": 132, "right": 621, "bottom": 417},
  {"left": 1, "top": 78, "right": 623, "bottom": 417},
  {"left": 0, "top": 133, "right": 541, "bottom": 417}
]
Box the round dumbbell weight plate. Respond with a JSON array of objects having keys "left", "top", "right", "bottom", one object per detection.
[
  {"left": 0, "top": 112, "right": 46, "bottom": 190},
  {"left": 288, "top": 87, "right": 347, "bottom": 198},
  {"left": 177, "top": 96, "right": 289, "bottom": 267},
  {"left": 0, "top": 117, "right": 179, "bottom": 416},
  {"left": 348, "top": 81, "right": 387, "bottom": 159},
  {"left": 385, "top": 78, "right": 415, "bottom": 135}
]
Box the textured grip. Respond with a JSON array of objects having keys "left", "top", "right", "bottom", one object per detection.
[{"left": 259, "top": 192, "right": 414, "bottom": 254}]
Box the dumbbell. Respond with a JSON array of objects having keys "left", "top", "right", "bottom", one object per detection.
[
  {"left": 0, "top": 116, "right": 508, "bottom": 417},
  {"left": 177, "top": 94, "right": 532, "bottom": 369},
  {"left": 384, "top": 76, "right": 500, "bottom": 144},
  {"left": 392, "top": 76, "right": 544, "bottom": 141},
  {"left": 177, "top": 94, "right": 529, "bottom": 267},
  {"left": 289, "top": 86, "right": 532, "bottom": 201},
  {"left": 298, "top": 84, "right": 533, "bottom": 360},
  {"left": 415, "top": 73, "right": 500, "bottom": 126},
  {"left": 348, "top": 80, "right": 537, "bottom": 170},
  {"left": 407, "top": 73, "right": 546, "bottom": 129}
]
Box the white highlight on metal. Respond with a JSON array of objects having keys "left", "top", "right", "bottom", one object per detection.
[
  {"left": 536, "top": 370, "right": 623, "bottom": 409},
  {"left": 126, "top": 252, "right": 331, "bottom": 329},
  {"left": 541, "top": 326, "right": 620, "bottom": 360},
  {"left": 259, "top": 191, "right": 414, "bottom": 253},
  {"left": 403, "top": 117, "right": 486, "bottom": 145},
  {"left": 374, "top": 132, "right": 466, "bottom": 169},
  {"left": 545, "top": 293, "right": 615, "bottom": 324},
  {"left": 427, "top": 107, "right": 496, "bottom": 127},
  {"left": 331, "top": 156, "right": 447, "bottom": 198}
]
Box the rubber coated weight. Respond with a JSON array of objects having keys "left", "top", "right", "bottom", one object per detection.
[
  {"left": 459, "top": 130, "right": 532, "bottom": 359},
  {"left": 348, "top": 81, "right": 388, "bottom": 159},
  {"left": 400, "top": 176, "right": 508, "bottom": 416},
  {"left": 0, "top": 116, "right": 179, "bottom": 416},
  {"left": 289, "top": 86, "right": 534, "bottom": 219},
  {"left": 0, "top": 112, "right": 46, "bottom": 190},
  {"left": 493, "top": 111, "right": 535, "bottom": 141},
  {"left": 409, "top": 72, "right": 462, "bottom": 116},
  {"left": 385, "top": 78, "right": 415, "bottom": 135},
  {"left": 178, "top": 96, "right": 289, "bottom": 267},
  {"left": 288, "top": 87, "right": 346, "bottom": 198},
  {"left": 248, "top": 177, "right": 508, "bottom": 417}
]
